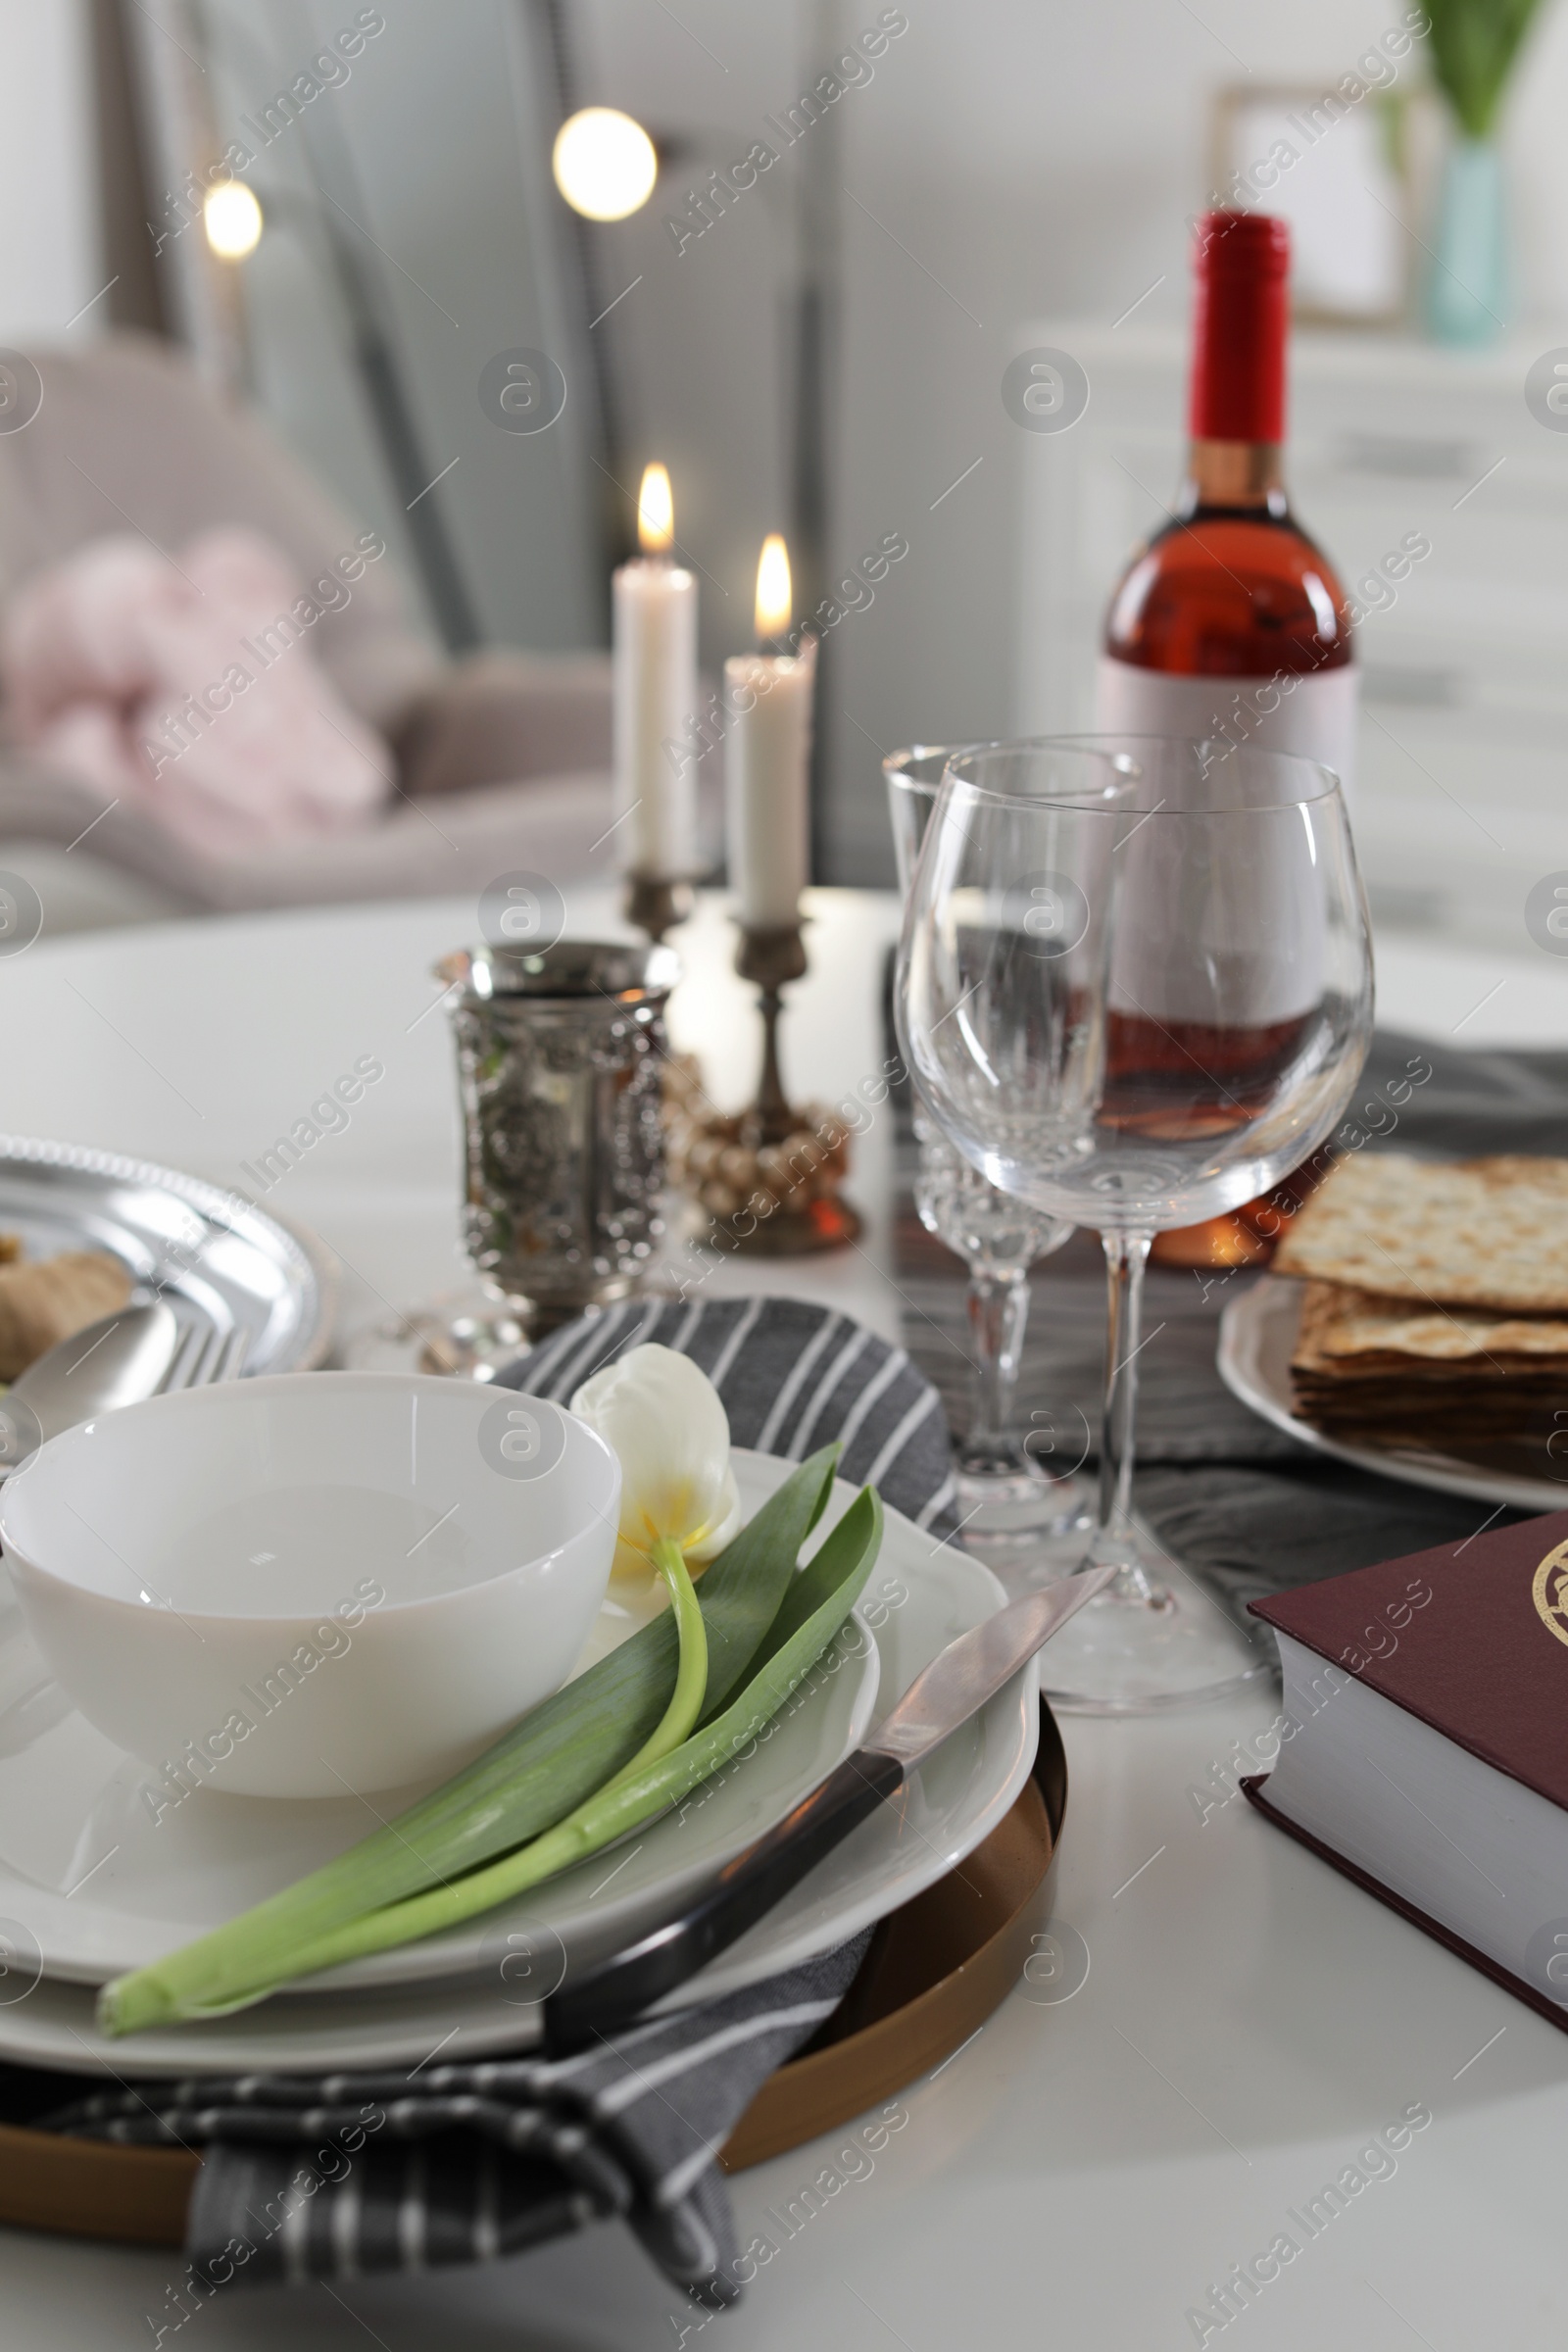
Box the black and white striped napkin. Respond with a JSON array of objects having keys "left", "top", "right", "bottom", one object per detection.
[
  {"left": 37, "top": 1298, "right": 956, "bottom": 2311},
  {"left": 503, "top": 1292, "right": 959, "bottom": 1538},
  {"left": 41, "top": 1936, "right": 871, "bottom": 2311}
]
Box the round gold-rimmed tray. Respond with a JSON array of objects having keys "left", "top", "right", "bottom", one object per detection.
[
  {"left": 0, "top": 1705, "right": 1065, "bottom": 2241},
  {"left": 722, "top": 1696, "right": 1063, "bottom": 2170}
]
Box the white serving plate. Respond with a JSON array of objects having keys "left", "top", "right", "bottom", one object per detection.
[
  {"left": 0, "top": 1455, "right": 1032, "bottom": 2075},
  {"left": 1218, "top": 1275, "right": 1568, "bottom": 1515}
]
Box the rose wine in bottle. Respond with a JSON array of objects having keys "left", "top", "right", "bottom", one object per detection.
[
  {"left": 1097, "top": 211, "right": 1354, "bottom": 1269},
  {"left": 1095, "top": 209, "right": 1355, "bottom": 793}
]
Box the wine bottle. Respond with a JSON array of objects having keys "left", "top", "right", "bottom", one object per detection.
[
  {"left": 1095, "top": 210, "right": 1355, "bottom": 796},
  {"left": 1098, "top": 211, "right": 1351, "bottom": 1270}
]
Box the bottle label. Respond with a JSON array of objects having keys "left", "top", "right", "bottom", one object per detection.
[
  {"left": 1094, "top": 658, "right": 1357, "bottom": 804},
  {"left": 1093, "top": 658, "right": 1356, "bottom": 1024}
]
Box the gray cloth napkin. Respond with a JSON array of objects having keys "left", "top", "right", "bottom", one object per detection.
[
  {"left": 40, "top": 1936, "right": 870, "bottom": 2311},
  {"left": 896, "top": 1025, "right": 1568, "bottom": 1614},
  {"left": 501, "top": 1291, "right": 960, "bottom": 1538},
  {"left": 38, "top": 1298, "right": 957, "bottom": 2310}
]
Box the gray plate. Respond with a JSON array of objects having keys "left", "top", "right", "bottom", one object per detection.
[{"left": 0, "top": 1135, "right": 335, "bottom": 1377}]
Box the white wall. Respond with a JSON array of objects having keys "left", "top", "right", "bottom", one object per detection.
[{"left": 0, "top": 0, "right": 103, "bottom": 341}]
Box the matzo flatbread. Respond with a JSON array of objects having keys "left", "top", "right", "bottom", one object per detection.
[
  {"left": 1286, "top": 1280, "right": 1568, "bottom": 1472},
  {"left": 1292, "top": 1280, "right": 1568, "bottom": 1367},
  {"left": 1271, "top": 1153, "right": 1568, "bottom": 1312}
]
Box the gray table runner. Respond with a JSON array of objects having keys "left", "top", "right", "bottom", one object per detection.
[{"left": 894, "top": 1027, "right": 1568, "bottom": 1615}]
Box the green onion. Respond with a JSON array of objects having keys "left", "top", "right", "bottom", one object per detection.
[
  {"left": 108, "top": 1487, "right": 882, "bottom": 2032},
  {"left": 97, "top": 1446, "right": 855, "bottom": 2036},
  {"left": 609, "top": 1533, "right": 709, "bottom": 1788}
]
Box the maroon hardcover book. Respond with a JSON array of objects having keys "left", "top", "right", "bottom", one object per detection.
[
  {"left": 1243, "top": 1507, "right": 1568, "bottom": 2032},
  {"left": 1251, "top": 1506, "right": 1568, "bottom": 1806}
]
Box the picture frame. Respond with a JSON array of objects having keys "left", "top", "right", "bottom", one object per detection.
[{"left": 1207, "top": 81, "right": 1441, "bottom": 328}]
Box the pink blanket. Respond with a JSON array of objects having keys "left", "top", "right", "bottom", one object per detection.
[{"left": 0, "top": 530, "right": 391, "bottom": 855}]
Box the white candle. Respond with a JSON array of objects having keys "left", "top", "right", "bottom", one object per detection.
[
  {"left": 724, "top": 535, "right": 814, "bottom": 929},
  {"left": 612, "top": 463, "right": 699, "bottom": 879}
]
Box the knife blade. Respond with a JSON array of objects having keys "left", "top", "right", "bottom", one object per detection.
[{"left": 540, "top": 1562, "right": 1116, "bottom": 2053}]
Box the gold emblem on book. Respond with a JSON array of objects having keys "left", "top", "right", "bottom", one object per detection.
[{"left": 1532, "top": 1540, "right": 1568, "bottom": 1648}]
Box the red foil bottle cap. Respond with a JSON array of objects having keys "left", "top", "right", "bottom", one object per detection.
[{"left": 1188, "top": 210, "right": 1290, "bottom": 445}]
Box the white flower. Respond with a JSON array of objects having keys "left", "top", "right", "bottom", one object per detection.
[{"left": 570, "top": 1344, "right": 742, "bottom": 1586}]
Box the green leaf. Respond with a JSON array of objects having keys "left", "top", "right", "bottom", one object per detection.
[
  {"left": 98, "top": 1446, "right": 845, "bottom": 2035},
  {"left": 1423, "top": 0, "right": 1547, "bottom": 138}
]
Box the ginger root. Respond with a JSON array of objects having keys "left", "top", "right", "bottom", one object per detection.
[{"left": 0, "top": 1252, "right": 132, "bottom": 1380}]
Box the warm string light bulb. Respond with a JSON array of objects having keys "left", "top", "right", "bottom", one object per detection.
[
  {"left": 203, "top": 179, "right": 263, "bottom": 261},
  {"left": 755, "top": 534, "right": 792, "bottom": 644},
  {"left": 638, "top": 463, "right": 673, "bottom": 555},
  {"left": 552, "top": 108, "right": 659, "bottom": 221}
]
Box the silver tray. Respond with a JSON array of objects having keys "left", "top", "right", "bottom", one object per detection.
[{"left": 0, "top": 1135, "right": 335, "bottom": 1377}]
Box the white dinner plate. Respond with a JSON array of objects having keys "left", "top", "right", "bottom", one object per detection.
[
  {"left": 1218, "top": 1276, "right": 1568, "bottom": 1514},
  {"left": 0, "top": 1452, "right": 879, "bottom": 1990},
  {"left": 0, "top": 1458, "right": 1033, "bottom": 2076}
]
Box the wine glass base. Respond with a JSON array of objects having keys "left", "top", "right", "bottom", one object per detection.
[
  {"left": 954, "top": 1463, "right": 1095, "bottom": 1547},
  {"left": 1039, "top": 1535, "right": 1273, "bottom": 1714}
]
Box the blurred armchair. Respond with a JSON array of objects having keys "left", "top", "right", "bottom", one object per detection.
[{"left": 0, "top": 332, "right": 682, "bottom": 920}]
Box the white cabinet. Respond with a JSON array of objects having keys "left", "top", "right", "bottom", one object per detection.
[{"left": 1014, "top": 323, "right": 1568, "bottom": 949}]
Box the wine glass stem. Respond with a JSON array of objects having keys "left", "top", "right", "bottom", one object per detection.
[
  {"left": 964, "top": 1265, "right": 1028, "bottom": 1455},
  {"left": 1098, "top": 1230, "right": 1154, "bottom": 1584}
]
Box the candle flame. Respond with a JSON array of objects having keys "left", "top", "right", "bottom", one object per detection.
[
  {"left": 755, "top": 534, "right": 792, "bottom": 641},
  {"left": 637, "top": 463, "right": 673, "bottom": 554}
]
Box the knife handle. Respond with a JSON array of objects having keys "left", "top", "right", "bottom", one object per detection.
[{"left": 541, "top": 1747, "right": 906, "bottom": 2056}]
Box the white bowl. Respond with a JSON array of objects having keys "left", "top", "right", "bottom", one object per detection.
[{"left": 0, "top": 1372, "right": 620, "bottom": 1798}]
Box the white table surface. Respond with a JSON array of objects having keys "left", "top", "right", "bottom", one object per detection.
[{"left": 3, "top": 890, "right": 1567, "bottom": 2351}]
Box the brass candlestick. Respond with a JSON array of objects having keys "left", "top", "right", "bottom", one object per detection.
[
  {"left": 664, "top": 917, "right": 862, "bottom": 1256},
  {"left": 622, "top": 871, "right": 694, "bottom": 944},
  {"left": 735, "top": 921, "right": 808, "bottom": 1148}
]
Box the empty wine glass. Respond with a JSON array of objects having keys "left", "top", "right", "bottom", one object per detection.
[
  {"left": 898, "top": 737, "right": 1372, "bottom": 1711},
  {"left": 886, "top": 748, "right": 1092, "bottom": 1551}
]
